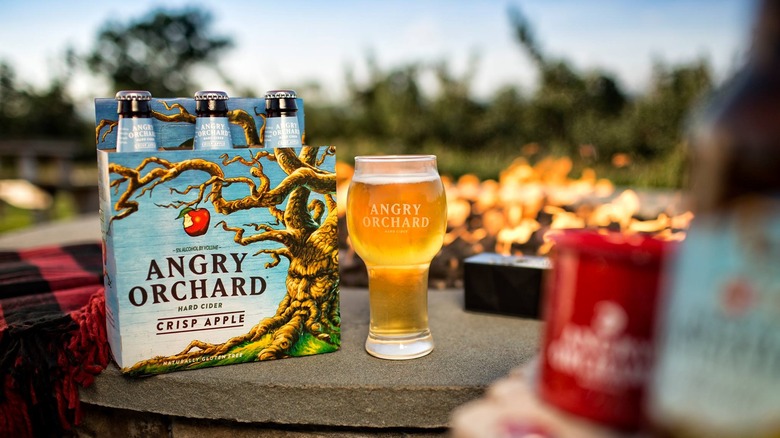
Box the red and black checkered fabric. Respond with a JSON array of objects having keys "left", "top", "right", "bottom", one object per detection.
[{"left": 0, "top": 243, "right": 108, "bottom": 438}]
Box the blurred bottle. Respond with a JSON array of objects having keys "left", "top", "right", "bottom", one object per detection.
[
  {"left": 649, "top": 1, "right": 780, "bottom": 437},
  {"left": 115, "top": 90, "right": 157, "bottom": 152},
  {"left": 263, "top": 89, "right": 302, "bottom": 148},
  {"left": 193, "top": 90, "right": 234, "bottom": 150}
]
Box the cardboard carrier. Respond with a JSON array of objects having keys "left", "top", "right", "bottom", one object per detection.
[{"left": 94, "top": 95, "right": 340, "bottom": 375}]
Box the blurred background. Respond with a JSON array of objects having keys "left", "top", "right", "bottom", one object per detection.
[{"left": 0, "top": 0, "right": 752, "bottom": 236}]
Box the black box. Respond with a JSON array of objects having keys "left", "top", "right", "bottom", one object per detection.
[{"left": 463, "top": 253, "right": 550, "bottom": 319}]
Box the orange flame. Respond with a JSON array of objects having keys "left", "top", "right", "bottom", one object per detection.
[{"left": 338, "top": 156, "right": 690, "bottom": 258}]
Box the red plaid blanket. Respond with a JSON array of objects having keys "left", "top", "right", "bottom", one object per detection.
[{"left": 0, "top": 243, "right": 108, "bottom": 437}]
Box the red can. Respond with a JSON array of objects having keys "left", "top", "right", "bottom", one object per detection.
[{"left": 538, "top": 230, "right": 673, "bottom": 430}]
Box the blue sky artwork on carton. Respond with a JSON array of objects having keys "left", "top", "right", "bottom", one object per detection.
[{"left": 94, "top": 96, "right": 339, "bottom": 376}]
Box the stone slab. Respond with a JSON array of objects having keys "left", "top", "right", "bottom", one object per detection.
[
  {"left": 80, "top": 286, "right": 540, "bottom": 428},
  {"left": 0, "top": 215, "right": 542, "bottom": 429}
]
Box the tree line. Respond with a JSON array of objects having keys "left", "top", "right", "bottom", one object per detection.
[{"left": 0, "top": 6, "right": 720, "bottom": 187}]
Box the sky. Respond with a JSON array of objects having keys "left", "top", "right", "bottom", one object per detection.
[{"left": 0, "top": 0, "right": 755, "bottom": 105}]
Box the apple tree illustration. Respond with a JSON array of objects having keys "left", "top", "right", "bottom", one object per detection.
[
  {"left": 103, "top": 140, "right": 339, "bottom": 368},
  {"left": 109, "top": 147, "right": 340, "bottom": 368}
]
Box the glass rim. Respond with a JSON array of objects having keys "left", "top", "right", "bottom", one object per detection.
[{"left": 354, "top": 154, "right": 436, "bottom": 163}]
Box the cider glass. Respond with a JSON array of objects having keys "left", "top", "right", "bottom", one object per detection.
[{"left": 346, "top": 155, "right": 447, "bottom": 359}]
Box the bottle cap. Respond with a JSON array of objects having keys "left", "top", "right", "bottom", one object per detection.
[
  {"left": 264, "top": 89, "right": 298, "bottom": 114},
  {"left": 116, "top": 90, "right": 153, "bottom": 117},
  {"left": 265, "top": 90, "right": 297, "bottom": 99},
  {"left": 194, "top": 90, "right": 230, "bottom": 101},
  {"left": 115, "top": 90, "right": 153, "bottom": 100},
  {"left": 194, "top": 90, "right": 229, "bottom": 116}
]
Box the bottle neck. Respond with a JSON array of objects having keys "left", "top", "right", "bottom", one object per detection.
[
  {"left": 117, "top": 99, "right": 152, "bottom": 118},
  {"left": 686, "top": 0, "right": 780, "bottom": 214},
  {"left": 750, "top": 0, "right": 780, "bottom": 66},
  {"left": 265, "top": 96, "right": 298, "bottom": 119},
  {"left": 196, "top": 112, "right": 229, "bottom": 118},
  {"left": 266, "top": 109, "right": 297, "bottom": 118},
  {"left": 195, "top": 99, "right": 229, "bottom": 118}
]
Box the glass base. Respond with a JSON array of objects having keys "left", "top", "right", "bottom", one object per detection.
[{"left": 365, "top": 330, "right": 434, "bottom": 360}]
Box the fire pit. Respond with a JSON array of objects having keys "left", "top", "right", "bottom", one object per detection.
[{"left": 337, "top": 156, "right": 692, "bottom": 289}]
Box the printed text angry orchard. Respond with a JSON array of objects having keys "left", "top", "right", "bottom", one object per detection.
[
  {"left": 127, "top": 252, "right": 266, "bottom": 307},
  {"left": 362, "top": 203, "right": 430, "bottom": 228}
]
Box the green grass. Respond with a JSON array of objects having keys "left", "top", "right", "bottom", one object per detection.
[
  {"left": 0, "top": 191, "right": 79, "bottom": 233},
  {"left": 333, "top": 140, "right": 686, "bottom": 189},
  {"left": 125, "top": 329, "right": 341, "bottom": 376}
]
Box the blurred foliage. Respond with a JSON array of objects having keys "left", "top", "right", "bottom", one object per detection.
[
  {"left": 84, "top": 7, "right": 233, "bottom": 97},
  {"left": 0, "top": 7, "right": 235, "bottom": 162},
  {"left": 306, "top": 6, "right": 714, "bottom": 188},
  {"left": 0, "top": 5, "right": 717, "bottom": 191},
  {"left": 0, "top": 62, "right": 87, "bottom": 141}
]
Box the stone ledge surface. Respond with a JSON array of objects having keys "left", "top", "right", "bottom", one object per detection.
[
  {"left": 76, "top": 404, "right": 449, "bottom": 437},
  {"left": 0, "top": 215, "right": 542, "bottom": 430},
  {"left": 80, "top": 287, "right": 541, "bottom": 429}
]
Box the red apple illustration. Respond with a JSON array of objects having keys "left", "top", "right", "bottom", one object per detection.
[{"left": 177, "top": 207, "right": 210, "bottom": 237}]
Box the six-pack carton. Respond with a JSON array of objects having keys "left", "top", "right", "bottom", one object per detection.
[{"left": 94, "top": 95, "right": 340, "bottom": 375}]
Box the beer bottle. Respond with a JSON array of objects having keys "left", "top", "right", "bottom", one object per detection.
[
  {"left": 263, "top": 89, "right": 302, "bottom": 148},
  {"left": 193, "top": 90, "right": 234, "bottom": 150},
  {"left": 115, "top": 90, "right": 157, "bottom": 152},
  {"left": 649, "top": 1, "right": 780, "bottom": 437}
]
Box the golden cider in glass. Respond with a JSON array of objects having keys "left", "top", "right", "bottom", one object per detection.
[{"left": 346, "top": 156, "right": 447, "bottom": 359}]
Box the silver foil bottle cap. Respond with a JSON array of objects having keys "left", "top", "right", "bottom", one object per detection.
[
  {"left": 194, "top": 90, "right": 229, "bottom": 101},
  {"left": 115, "top": 90, "right": 153, "bottom": 101},
  {"left": 264, "top": 90, "right": 297, "bottom": 99}
]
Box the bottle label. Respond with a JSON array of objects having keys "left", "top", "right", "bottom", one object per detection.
[
  {"left": 264, "top": 116, "right": 302, "bottom": 148},
  {"left": 194, "top": 117, "right": 233, "bottom": 150},
  {"left": 546, "top": 301, "right": 654, "bottom": 390},
  {"left": 117, "top": 118, "right": 157, "bottom": 152},
  {"left": 651, "top": 199, "right": 780, "bottom": 432}
]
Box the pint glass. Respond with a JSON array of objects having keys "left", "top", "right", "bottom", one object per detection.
[{"left": 346, "top": 155, "right": 447, "bottom": 359}]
